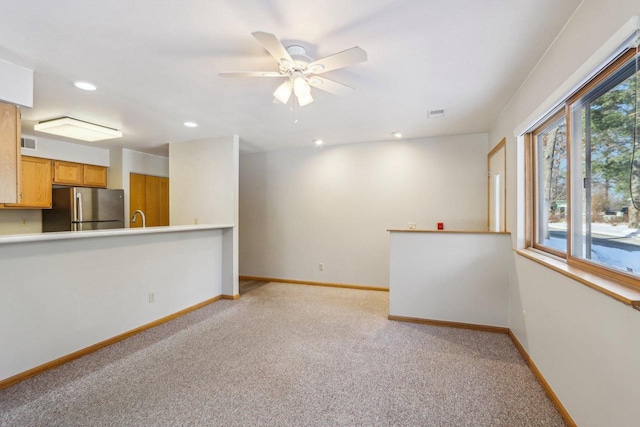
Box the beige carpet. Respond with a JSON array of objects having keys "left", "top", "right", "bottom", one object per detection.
[
  {"left": 0, "top": 283, "right": 564, "bottom": 426},
  {"left": 239, "top": 279, "right": 269, "bottom": 295}
]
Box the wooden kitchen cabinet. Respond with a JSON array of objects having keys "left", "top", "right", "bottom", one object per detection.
[
  {"left": 53, "top": 160, "right": 83, "bottom": 185},
  {"left": 84, "top": 164, "right": 108, "bottom": 187},
  {"left": 2, "top": 156, "right": 52, "bottom": 208},
  {"left": 53, "top": 160, "right": 107, "bottom": 187},
  {"left": 0, "top": 102, "right": 21, "bottom": 203},
  {"left": 130, "top": 173, "right": 169, "bottom": 227}
]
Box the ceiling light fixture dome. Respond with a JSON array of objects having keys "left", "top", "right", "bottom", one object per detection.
[
  {"left": 184, "top": 121, "right": 198, "bottom": 128},
  {"left": 273, "top": 80, "right": 292, "bottom": 104}
]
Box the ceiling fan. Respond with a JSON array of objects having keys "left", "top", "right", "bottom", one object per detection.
[{"left": 220, "top": 32, "right": 367, "bottom": 107}]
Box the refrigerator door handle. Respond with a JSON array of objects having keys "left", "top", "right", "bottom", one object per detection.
[{"left": 77, "top": 192, "right": 83, "bottom": 223}]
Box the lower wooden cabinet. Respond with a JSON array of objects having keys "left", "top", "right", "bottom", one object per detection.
[
  {"left": 2, "top": 156, "right": 52, "bottom": 209},
  {"left": 130, "top": 173, "right": 169, "bottom": 227}
]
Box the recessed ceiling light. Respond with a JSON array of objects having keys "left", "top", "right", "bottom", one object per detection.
[
  {"left": 74, "top": 81, "right": 97, "bottom": 91},
  {"left": 392, "top": 131, "right": 403, "bottom": 138},
  {"left": 313, "top": 138, "right": 323, "bottom": 146},
  {"left": 184, "top": 122, "right": 198, "bottom": 128}
]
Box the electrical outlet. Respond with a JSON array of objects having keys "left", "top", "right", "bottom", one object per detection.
[
  {"left": 194, "top": 218, "right": 198, "bottom": 225},
  {"left": 21, "top": 218, "right": 27, "bottom": 226},
  {"left": 149, "top": 292, "right": 156, "bottom": 303},
  {"left": 319, "top": 263, "right": 324, "bottom": 271},
  {"left": 408, "top": 222, "right": 416, "bottom": 230}
]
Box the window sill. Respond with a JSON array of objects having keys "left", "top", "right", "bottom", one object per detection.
[{"left": 514, "top": 248, "right": 640, "bottom": 310}]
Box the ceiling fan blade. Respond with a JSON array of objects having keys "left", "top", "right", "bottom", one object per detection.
[
  {"left": 252, "top": 32, "right": 294, "bottom": 67},
  {"left": 307, "top": 47, "right": 367, "bottom": 73},
  {"left": 308, "top": 77, "right": 354, "bottom": 97},
  {"left": 219, "top": 71, "right": 286, "bottom": 78}
]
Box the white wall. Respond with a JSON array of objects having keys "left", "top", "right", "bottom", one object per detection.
[
  {"left": 170, "top": 136, "right": 239, "bottom": 226},
  {"left": 489, "top": 1, "right": 640, "bottom": 425},
  {"left": 0, "top": 228, "right": 224, "bottom": 382},
  {"left": 240, "top": 134, "right": 488, "bottom": 288},
  {"left": 21, "top": 134, "right": 110, "bottom": 166},
  {"left": 0, "top": 210, "right": 41, "bottom": 235},
  {"left": 169, "top": 135, "right": 240, "bottom": 296},
  {"left": 0, "top": 58, "right": 32, "bottom": 107},
  {"left": 389, "top": 232, "right": 510, "bottom": 327}
]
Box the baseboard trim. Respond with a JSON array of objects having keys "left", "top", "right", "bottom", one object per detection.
[
  {"left": 508, "top": 331, "right": 576, "bottom": 427},
  {"left": 0, "top": 295, "right": 223, "bottom": 391},
  {"left": 388, "top": 315, "right": 509, "bottom": 334},
  {"left": 239, "top": 275, "right": 389, "bottom": 292},
  {"left": 221, "top": 293, "right": 240, "bottom": 300}
]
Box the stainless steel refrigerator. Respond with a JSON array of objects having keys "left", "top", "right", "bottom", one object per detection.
[{"left": 43, "top": 187, "right": 125, "bottom": 232}]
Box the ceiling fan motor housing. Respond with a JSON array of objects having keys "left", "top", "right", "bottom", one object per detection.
[{"left": 286, "top": 45, "right": 312, "bottom": 69}]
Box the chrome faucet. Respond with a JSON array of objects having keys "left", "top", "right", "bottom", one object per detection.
[{"left": 131, "top": 210, "right": 146, "bottom": 228}]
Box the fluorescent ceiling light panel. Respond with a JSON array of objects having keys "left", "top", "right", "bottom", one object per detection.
[{"left": 34, "top": 117, "right": 122, "bottom": 141}]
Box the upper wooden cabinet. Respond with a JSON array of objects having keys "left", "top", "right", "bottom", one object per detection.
[
  {"left": 84, "top": 164, "right": 108, "bottom": 187},
  {"left": 0, "top": 102, "right": 21, "bottom": 203},
  {"left": 53, "top": 160, "right": 83, "bottom": 185},
  {"left": 53, "top": 160, "right": 107, "bottom": 188},
  {"left": 3, "top": 156, "right": 52, "bottom": 209}
]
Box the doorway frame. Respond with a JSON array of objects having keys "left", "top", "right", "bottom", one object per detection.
[{"left": 487, "top": 138, "right": 507, "bottom": 232}]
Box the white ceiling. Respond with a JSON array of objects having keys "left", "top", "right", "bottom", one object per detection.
[{"left": 0, "top": 0, "right": 582, "bottom": 156}]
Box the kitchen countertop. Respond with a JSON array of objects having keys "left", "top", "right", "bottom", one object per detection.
[{"left": 0, "top": 224, "right": 235, "bottom": 245}]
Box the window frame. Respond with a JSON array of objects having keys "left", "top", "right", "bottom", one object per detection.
[
  {"left": 526, "top": 48, "right": 640, "bottom": 291},
  {"left": 530, "top": 110, "right": 568, "bottom": 258}
]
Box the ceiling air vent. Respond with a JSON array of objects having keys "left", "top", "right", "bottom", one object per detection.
[
  {"left": 428, "top": 109, "right": 446, "bottom": 118},
  {"left": 21, "top": 137, "right": 37, "bottom": 151}
]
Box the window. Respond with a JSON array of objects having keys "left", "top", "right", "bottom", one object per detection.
[
  {"left": 533, "top": 113, "right": 567, "bottom": 255},
  {"left": 528, "top": 47, "right": 640, "bottom": 288}
]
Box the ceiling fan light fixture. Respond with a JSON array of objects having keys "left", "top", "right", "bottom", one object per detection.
[
  {"left": 293, "top": 76, "right": 311, "bottom": 97},
  {"left": 297, "top": 92, "right": 313, "bottom": 107},
  {"left": 273, "top": 80, "right": 292, "bottom": 104}
]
